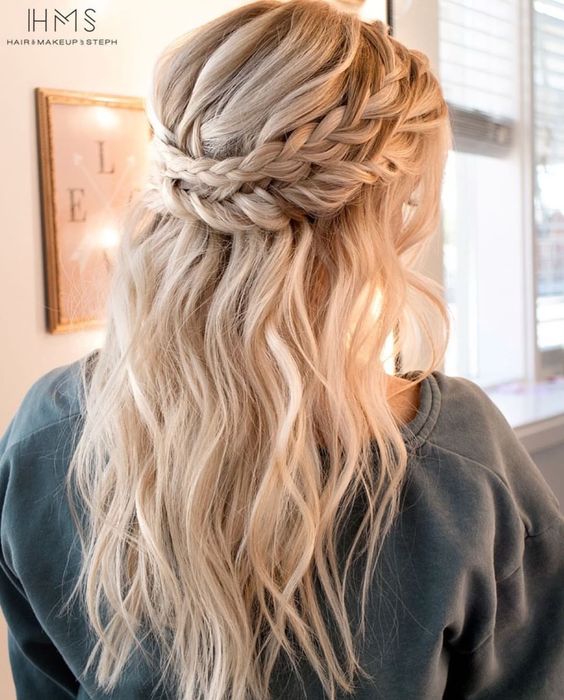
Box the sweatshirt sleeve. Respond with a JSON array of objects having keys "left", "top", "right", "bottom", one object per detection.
[
  {"left": 444, "top": 514, "right": 564, "bottom": 699},
  {"left": 436, "top": 377, "right": 564, "bottom": 699},
  {"left": 433, "top": 375, "right": 564, "bottom": 700},
  {"left": 0, "top": 419, "right": 80, "bottom": 699}
]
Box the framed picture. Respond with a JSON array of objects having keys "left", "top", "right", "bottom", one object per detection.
[{"left": 35, "top": 88, "right": 152, "bottom": 333}]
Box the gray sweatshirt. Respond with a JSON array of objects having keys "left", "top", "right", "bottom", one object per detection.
[{"left": 0, "top": 350, "right": 562, "bottom": 699}]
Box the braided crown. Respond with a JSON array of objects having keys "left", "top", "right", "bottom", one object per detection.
[{"left": 145, "top": 45, "right": 443, "bottom": 234}]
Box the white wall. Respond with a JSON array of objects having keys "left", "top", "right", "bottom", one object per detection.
[
  {"left": 0, "top": 2, "right": 240, "bottom": 696},
  {"left": 0, "top": 0, "right": 244, "bottom": 429}
]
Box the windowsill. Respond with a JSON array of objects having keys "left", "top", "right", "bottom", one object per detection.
[{"left": 486, "top": 377, "right": 564, "bottom": 454}]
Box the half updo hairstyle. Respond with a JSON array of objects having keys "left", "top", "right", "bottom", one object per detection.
[{"left": 64, "top": 1, "right": 452, "bottom": 699}]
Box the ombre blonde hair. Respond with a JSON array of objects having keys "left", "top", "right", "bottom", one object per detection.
[{"left": 64, "top": 1, "right": 452, "bottom": 698}]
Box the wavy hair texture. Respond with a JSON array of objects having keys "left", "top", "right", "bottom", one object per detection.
[{"left": 64, "top": 2, "right": 452, "bottom": 698}]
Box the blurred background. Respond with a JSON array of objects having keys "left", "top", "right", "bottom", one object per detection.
[{"left": 1, "top": 0, "right": 563, "bottom": 696}]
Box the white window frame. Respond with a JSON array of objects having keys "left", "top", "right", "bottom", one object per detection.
[{"left": 393, "top": 0, "right": 561, "bottom": 387}]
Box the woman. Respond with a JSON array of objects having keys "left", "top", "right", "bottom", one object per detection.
[{"left": 0, "top": 1, "right": 562, "bottom": 698}]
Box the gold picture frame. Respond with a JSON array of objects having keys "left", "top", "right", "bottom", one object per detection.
[{"left": 35, "top": 87, "right": 152, "bottom": 333}]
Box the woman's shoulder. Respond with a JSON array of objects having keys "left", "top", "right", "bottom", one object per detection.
[
  {"left": 422, "top": 369, "right": 562, "bottom": 538},
  {"left": 0, "top": 351, "right": 93, "bottom": 457}
]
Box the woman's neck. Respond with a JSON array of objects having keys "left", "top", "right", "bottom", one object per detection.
[{"left": 386, "top": 374, "right": 421, "bottom": 426}]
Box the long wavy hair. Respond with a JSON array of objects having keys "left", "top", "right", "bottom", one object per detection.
[{"left": 64, "top": 2, "right": 452, "bottom": 698}]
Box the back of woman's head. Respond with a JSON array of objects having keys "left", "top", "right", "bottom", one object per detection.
[{"left": 66, "top": 2, "right": 451, "bottom": 699}]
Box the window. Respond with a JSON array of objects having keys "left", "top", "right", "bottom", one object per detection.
[
  {"left": 533, "top": 0, "right": 564, "bottom": 376},
  {"left": 438, "top": 0, "right": 529, "bottom": 387},
  {"left": 436, "top": 0, "right": 564, "bottom": 387}
]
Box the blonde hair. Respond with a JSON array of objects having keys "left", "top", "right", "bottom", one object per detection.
[{"left": 64, "top": 1, "right": 452, "bottom": 698}]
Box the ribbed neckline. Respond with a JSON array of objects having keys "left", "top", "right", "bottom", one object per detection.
[
  {"left": 397, "top": 370, "right": 442, "bottom": 448},
  {"left": 317, "top": 370, "right": 442, "bottom": 456}
]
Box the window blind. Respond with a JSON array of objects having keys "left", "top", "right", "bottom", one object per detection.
[
  {"left": 533, "top": 0, "right": 564, "bottom": 314},
  {"left": 438, "top": 0, "right": 520, "bottom": 155},
  {"left": 534, "top": 0, "right": 564, "bottom": 165}
]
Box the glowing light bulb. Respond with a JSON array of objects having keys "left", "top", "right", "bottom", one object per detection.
[
  {"left": 94, "top": 106, "right": 119, "bottom": 129},
  {"left": 99, "top": 226, "right": 120, "bottom": 250}
]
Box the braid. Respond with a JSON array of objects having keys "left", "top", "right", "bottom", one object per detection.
[
  {"left": 144, "top": 21, "right": 445, "bottom": 234},
  {"left": 70, "top": 5, "right": 452, "bottom": 700}
]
